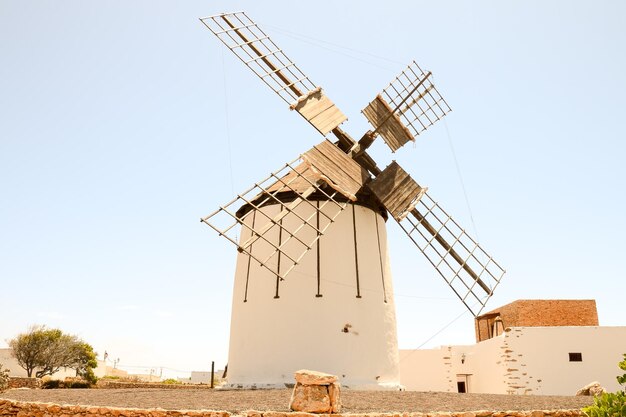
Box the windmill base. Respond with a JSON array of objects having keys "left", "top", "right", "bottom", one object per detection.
[{"left": 226, "top": 202, "right": 401, "bottom": 391}]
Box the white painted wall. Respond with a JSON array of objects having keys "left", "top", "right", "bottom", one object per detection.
[
  {"left": 0, "top": 348, "right": 106, "bottom": 379},
  {"left": 501, "top": 326, "right": 626, "bottom": 395},
  {"left": 399, "top": 326, "right": 626, "bottom": 395},
  {"left": 227, "top": 202, "right": 400, "bottom": 389},
  {"left": 399, "top": 346, "right": 455, "bottom": 392}
]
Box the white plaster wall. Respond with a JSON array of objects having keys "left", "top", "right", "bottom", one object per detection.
[
  {"left": 0, "top": 349, "right": 27, "bottom": 377},
  {"left": 399, "top": 347, "right": 454, "bottom": 392},
  {"left": 188, "top": 371, "right": 214, "bottom": 384},
  {"left": 456, "top": 335, "right": 508, "bottom": 394},
  {"left": 400, "top": 337, "right": 508, "bottom": 393},
  {"left": 227, "top": 202, "right": 400, "bottom": 389},
  {"left": 501, "top": 326, "right": 626, "bottom": 395},
  {"left": 400, "top": 326, "right": 626, "bottom": 395}
]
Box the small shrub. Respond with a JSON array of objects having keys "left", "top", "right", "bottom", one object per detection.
[
  {"left": 0, "top": 363, "right": 9, "bottom": 392},
  {"left": 618, "top": 354, "right": 626, "bottom": 391},
  {"left": 582, "top": 391, "right": 626, "bottom": 417},
  {"left": 119, "top": 375, "right": 141, "bottom": 383},
  {"left": 162, "top": 378, "right": 181, "bottom": 385},
  {"left": 81, "top": 368, "right": 98, "bottom": 385},
  {"left": 101, "top": 375, "right": 120, "bottom": 380},
  {"left": 42, "top": 379, "right": 61, "bottom": 389},
  {"left": 66, "top": 380, "right": 91, "bottom": 389},
  {"left": 583, "top": 355, "right": 626, "bottom": 417}
]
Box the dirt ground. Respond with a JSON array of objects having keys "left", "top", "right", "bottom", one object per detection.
[{"left": 0, "top": 388, "right": 594, "bottom": 413}]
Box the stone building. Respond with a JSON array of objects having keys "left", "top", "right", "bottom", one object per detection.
[{"left": 399, "top": 299, "right": 626, "bottom": 395}]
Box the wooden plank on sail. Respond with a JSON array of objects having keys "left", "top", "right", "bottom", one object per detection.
[
  {"left": 301, "top": 140, "right": 368, "bottom": 201},
  {"left": 291, "top": 88, "right": 347, "bottom": 135},
  {"left": 362, "top": 95, "right": 413, "bottom": 152},
  {"left": 368, "top": 161, "right": 426, "bottom": 221}
]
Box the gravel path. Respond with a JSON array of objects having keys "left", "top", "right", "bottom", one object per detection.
[{"left": 0, "top": 389, "right": 594, "bottom": 413}]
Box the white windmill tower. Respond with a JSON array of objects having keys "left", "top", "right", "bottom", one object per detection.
[{"left": 200, "top": 12, "right": 506, "bottom": 390}]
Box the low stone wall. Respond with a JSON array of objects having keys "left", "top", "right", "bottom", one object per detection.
[
  {"left": 96, "top": 380, "right": 213, "bottom": 389},
  {"left": 7, "top": 378, "right": 40, "bottom": 389},
  {"left": 0, "top": 399, "right": 227, "bottom": 417},
  {"left": 0, "top": 399, "right": 585, "bottom": 417}
]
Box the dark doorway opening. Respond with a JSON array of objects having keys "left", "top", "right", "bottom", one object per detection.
[{"left": 457, "top": 381, "right": 466, "bottom": 393}]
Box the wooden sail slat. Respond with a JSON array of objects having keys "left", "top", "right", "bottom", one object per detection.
[
  {"left": 368, "top": 161, "right": 425, "bottom": 221},
  {"left": 362, "top": 95, "right": 414, "bottom": 152},
  {"left": 291, "top": 88, "right": 347, "bottom": 135}
]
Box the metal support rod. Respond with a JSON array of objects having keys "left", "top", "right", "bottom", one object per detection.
[
  {"left": 210, "top": 361, "right": 215, "bottom": 388},
  {"left": 239, "top": 184, "right": 317, "bottom": 251},
  {"left": 220, "top": 15, "right": 304, "bottom": 98}
]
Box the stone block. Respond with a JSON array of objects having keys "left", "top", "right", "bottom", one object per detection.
[
  {"left": 290, "top": 384, "right": 331, "bottom": 413},
  {"left": 575, "top": 381, "right": 605, "bottom": 396},
  {"left": 289, "top": 383, "right": 341, "bottom": 413},
  {"left": 294, "top": 370, "right": 338, "bottom": 385}
]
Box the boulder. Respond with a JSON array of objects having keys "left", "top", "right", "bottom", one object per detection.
[
  {"left": 289, "top": 370, "right": 341, "bottom": 414},
  {"left": 294, "top": 369, "right": 338, "bottom": 385},
  {"left": 289, "top": 384, "right": 331, "bottom": 413},
  {"left": 328, "top": 382, "right": 341, "bottom": 413},
  {"left": 575, "top": 381, "right": 606, "bottom": 396}
]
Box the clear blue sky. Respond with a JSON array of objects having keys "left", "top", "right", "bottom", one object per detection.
[{"left": 1, "top": 1, "right": 625, "bottom": 378}]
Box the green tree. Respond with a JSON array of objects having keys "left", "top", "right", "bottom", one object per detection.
[
  {"left": 583, "top": 354, "right": 626, "bottom": 417},
  {"left": 0, "top": 363, "right": 9, "bottom": 392},
  {"left": 73, "top": 342, "right": 98, "bottom": 384},
  {"left": 618, "top": 354, "right": 626, "bottom": 391},
  {"left": 9, "top": 325, "right": 98, "bottom": 380}
]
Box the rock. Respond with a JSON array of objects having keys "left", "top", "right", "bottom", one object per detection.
[
  {"left": 575, "top": 381, "right": 606, "bottom": 396},
  {"left": 328, "top": 382, "right": 341, "bottom": 413},
  {"left": 289, "top": 370, "right": 341, "bottom": 414},
  {"left": 290, "top": 384, "right": 331, "bottom": 413},
  {"left": 294, "top": 370, "right": 338, "bottom": 385},
  {"left": 264, "top": 412, "right": 290, "bottom": 417}
]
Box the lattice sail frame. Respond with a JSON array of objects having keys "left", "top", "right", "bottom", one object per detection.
[
  {"left": 398, "top": 192, "right": 506, "bottom": 316},
  {"left": 201, "top": 141, "right": 368, "bottom": 282},
  {"left": 200, "top": 11, "right": 315, "bottom": 104},
  {"left": 363, "top": 61, "right": 452, "bottom": 152},
  {"left": 200, "top": 12, "right": 347, "bottom": 135}
]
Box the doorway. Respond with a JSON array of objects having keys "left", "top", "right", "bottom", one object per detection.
[{"left": 456, "top": 374, "right": 472, "bottom": 393}]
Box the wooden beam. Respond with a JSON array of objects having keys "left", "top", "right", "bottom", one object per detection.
[
  {"left": 220, "top": 15, "right": 303, "bottom": 98},
  {"left": 409, "top": 208, "right": 491, "bottom": 294}
]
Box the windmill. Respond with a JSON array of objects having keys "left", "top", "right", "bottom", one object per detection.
[{"left": 200, "top": 12, "right": 505, "bottom": 389}]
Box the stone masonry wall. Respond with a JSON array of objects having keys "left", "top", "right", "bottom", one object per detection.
[
  {"left": 95, "top": 381, "right": 212, "bottom": 389},
  {"left": 475, "top": 300, "right": 599, "bottom": 342},
  {"left": 6, "top": 378, "right": 40, "bottom": 390},
  {"left": 0, "top": 399, "right": 585, "bottom": 417}
]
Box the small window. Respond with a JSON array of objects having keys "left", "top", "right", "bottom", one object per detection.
[{"left": 569, "top": 352, "right": 583, "bottom": 362}]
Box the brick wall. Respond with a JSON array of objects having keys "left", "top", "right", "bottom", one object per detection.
[{"left": 475, "top": 300, "right": 599, "bottom": 342}]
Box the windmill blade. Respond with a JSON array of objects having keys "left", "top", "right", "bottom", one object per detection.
[
  {"left": 368, "top": 162, "right": 505, "bottom": 316},
  {"left": 200, "top": 12, "right": 347, "bottom": 135},
  {"left": 362, "top": 61, "right": 451, "bottom": 152},
  {"left": 201, "top": 140, "right": 369, "bottom": 282}
]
